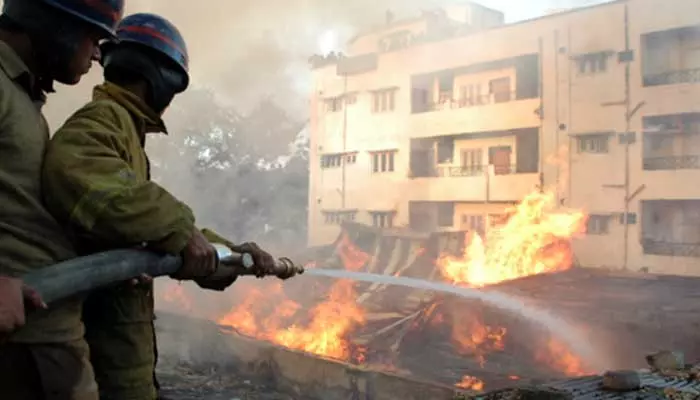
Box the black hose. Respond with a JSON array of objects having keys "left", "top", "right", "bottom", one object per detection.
[{"left": 22, "top": 250, "right": 182, "bottom": 304}]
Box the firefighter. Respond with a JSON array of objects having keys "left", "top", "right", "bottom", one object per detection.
[
  {"left": 0, "top": 0, "right": 124, "bottom": 398},
  {"left": 42, "top": 13, "right": 276, "bottom": 400}
]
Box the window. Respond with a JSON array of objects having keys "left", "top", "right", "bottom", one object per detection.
[
  {"left": 372, "top": 89, "right": 396, "bottom": 112},
  {"left": 323, "top": 210, "right": 357, "bottom": 225},
  {"left": 586, "top": 214, "right": 610, "bottom": 235},
  {"left": 370, "top": 211, "right": 395, "bottom": 228},
  {"left": 345, "top": 93, "right": 357, "bottom": 105},
  {"left": 576, "top": 134, "right": 609, "bottom": 153},
  {"left": 460, "top": 148, "right": 483, "bottom": 175},
  {"left": 371, "top": 150, "right": 397, "bottom": 173},
  {"left": 436, "top": 138, "right": 454, "bottom": 163},
  {"left": 320, "top": 154, "right": 342, "bottom": 168},
  {"left": 577, "top": 52, "right": 611, "bottom": 75},
  {"left": 437, "top": 202, "right": 455, "bottom": 227},
  {"left": 489, "top": 77, "right": 511, "bottom": 103},
  {"left": 489, "top": 213, "right": 511, "bottom": 228},
  {"left": 325, "top": 97, "right": 343, "bottom": 112},
  {"left": 458, "top": 84, "right": 482, "bottom": 106},
  {"left": 461, "top": 214, "right": 485, "bottom": 235},
  {"left": 321, "top": 152, "right": 357, "bottom": 168}
]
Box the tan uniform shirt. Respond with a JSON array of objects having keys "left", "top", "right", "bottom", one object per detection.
[{"left": 0, "top": 40, "right": 83, "bottom": 343}]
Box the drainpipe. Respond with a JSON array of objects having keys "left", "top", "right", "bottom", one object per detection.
[
  {"left": 623, "top": 4, "right": 631, "bottom": 271},
  {"left": 538, "top": 36, "right": 545, "bottom": 191},
  {"left": 341, "top": 73, "right": 348, "bottom": 209},
  {"left": 554, "top": 30, "right": 561, "bottom": 202},
  {"left": 567, "top": 25, "right": 573, "bottom": 207}
]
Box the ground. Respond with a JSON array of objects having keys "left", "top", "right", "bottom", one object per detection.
[{"left": 157, "top": 361, "right": 295, "bottom": 400}]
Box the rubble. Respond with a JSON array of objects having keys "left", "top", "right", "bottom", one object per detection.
[{"left": 601, "top": 370, "right": 640, "bottom": 391}]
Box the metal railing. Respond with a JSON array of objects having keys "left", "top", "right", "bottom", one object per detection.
[
  {"left": 409, "top": 164, "right": 518, "bottom": 178},
  {"left": 412, "top": 91, "right": 518, "bottom": 113},
  {"left": 642, "top": 239, "right": 700, "bottom": 258},
  {"left": 643, "top": 155, "right": 700, "bottom": 170},
  {"left": 643, "top": 68, "right": 700, "bottom": 87}
]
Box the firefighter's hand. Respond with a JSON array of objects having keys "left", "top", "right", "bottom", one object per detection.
[
  {"left": 0, "top": 277, "right": 46, "bottom": 334},
  {"left": 172, "top": 229, "right": 217, "bottom": 280},
  {"left": 230, "top": 242, "right": 275, "bottom": 278}
]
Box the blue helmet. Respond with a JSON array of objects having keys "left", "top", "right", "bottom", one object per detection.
[
  {"left": 41, "top": 0, "right": 124, "bottom": 38},
  {"left": 109, "top": 13, "right": 189, "bottom": 81}
]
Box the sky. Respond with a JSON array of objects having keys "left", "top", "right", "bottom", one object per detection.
[{"left": 31, "top": 0, "right": 612, "bottom": 126}]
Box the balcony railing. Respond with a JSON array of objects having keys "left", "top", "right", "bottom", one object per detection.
[
  {"left": 643, "top": 155, "right": 700, "bottom": 170},
  {"left": 643, "top": 68, "right": 700, "bottom": 87},
  {"left": 413, "top": 91, "right": 516, "bottom": 113},
  {"left": 411, "top": 164, "right": 517, "bottom": 177},
  {"left": 436, "top": 165, "right": 485, "bottom": 177},
  {"left": 642, "top": 239, "right": 700, "bottom": 258}
]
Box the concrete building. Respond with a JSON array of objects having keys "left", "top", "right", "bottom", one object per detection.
[{"left": 307, "top": 0, "right": 700, "bottom": 276}]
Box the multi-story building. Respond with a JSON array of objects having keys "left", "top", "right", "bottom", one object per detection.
[{"left": 307, "top": 0, "right": 700, "bottom": 276}]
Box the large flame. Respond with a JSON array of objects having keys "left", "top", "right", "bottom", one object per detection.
[
  {"left": 437, "top": 190, "right": 586, "bottom": 287},
  {"left": 216, "top": 233, "right": 368, "bottom": 361}
]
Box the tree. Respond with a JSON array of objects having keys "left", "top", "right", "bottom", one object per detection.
[{"left": 147, "top": 88, "right": 309, "bottom": 251}]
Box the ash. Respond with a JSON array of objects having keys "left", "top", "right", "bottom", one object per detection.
[{"left": 157, "top": 360, "right": 295, "bottom": 400}]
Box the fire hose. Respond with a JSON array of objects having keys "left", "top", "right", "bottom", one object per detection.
[{"left": 22, "top": 244, "right": 305, "bottom": 305}]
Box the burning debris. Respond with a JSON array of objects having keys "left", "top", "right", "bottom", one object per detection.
[{"left": 159, "top": 187, "right": 600, "bottom": 393}]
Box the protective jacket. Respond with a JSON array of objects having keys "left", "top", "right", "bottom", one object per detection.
[{"left": 43, "top": 81, "right": 196, "bottom": 400}]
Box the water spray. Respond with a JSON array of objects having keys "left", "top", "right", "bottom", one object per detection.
[{"left": 303, "top": 267, "right": 610, "bottom": 373}]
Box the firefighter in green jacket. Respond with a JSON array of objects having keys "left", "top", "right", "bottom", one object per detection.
[
  {"left": 0, "top": 0, "right": 125, "bottom": 399},
  {"left": 42, "top": 13, "right": 276, "bottom": 400}
]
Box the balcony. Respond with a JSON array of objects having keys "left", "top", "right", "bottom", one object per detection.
[
  {"left": 643, "top": 155, "right": 700, "bottom": 170},
  {"left": 407, "top": 98, "right": 541, "bottom": 138},
  {"left": 642, "top": 239, "right": 700, "bottom": 258},
  {"left": 407, "top": 164, "right": 539, "bottom": 202},
  {"left": 643, "top": 68, "right": 700, "bottom": 87}
]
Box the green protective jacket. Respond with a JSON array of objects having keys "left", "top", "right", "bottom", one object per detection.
[
  {"left": 43, "top": 82, "right": 195, "bottom": 254},
  {"left": 43, "top": 82, "right": 196, "bottom": 400}
]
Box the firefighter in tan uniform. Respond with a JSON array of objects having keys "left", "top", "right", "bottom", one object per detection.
[
  {"left": 42, "top": 13, "right": 276, "bottom": 400},
  {"left": 0, "top": 0, "right": 125, "bottom": 398}
]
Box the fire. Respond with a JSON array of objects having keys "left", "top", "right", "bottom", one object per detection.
[
  {"left": 437, "top": 190, "right": 586, "bottom": 287},
  {"left": 536, "top": 339, "right": 593, "bottom": 377},
  {"left": 274, "top": 280, "right": 364, "bottom": 359},
  {"left": 455, "top": 375, "right": 485, "bottom": 391},
  {"left": 160, "top": 187, "right": 592, "bottom": 387},
  {"left": 216, "top": 237, "right": 369, "bottom": 361},
  {"left": 450, "top": 311, "right": 506, "bottom": 367},
  {"left": 437, "top": 189, "right": 591, "bottom": 380}
]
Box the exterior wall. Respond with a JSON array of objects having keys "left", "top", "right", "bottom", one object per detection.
[{"left": 308, "top": 0, "right": 700, "bottom": 277}]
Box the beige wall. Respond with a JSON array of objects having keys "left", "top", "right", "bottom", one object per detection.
[{"left": 308, "top": 0, "right": 700, "bottom": 277}]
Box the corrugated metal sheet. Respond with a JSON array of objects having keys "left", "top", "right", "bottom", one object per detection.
[
  {"left": 317, "top": 223, "right": 467, "bottom": 350},
  {"left": 473, "top": 369, "right": 700, "bottom": 399}
]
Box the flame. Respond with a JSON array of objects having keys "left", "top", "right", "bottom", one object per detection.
[
  {"left": 455, "top": 375, "right": 485, "bottom": 391},
  {"left": 216, "top": 237, "right": 369, "bottom": 361},
  {"left": 437, "top": 190, "right": 586, "bottom": 287},
  {"left": 337, "top": 232, "right": 370, "bottom": 271},
  {"left": 536, "top": 339, "right": 593, "bottom": 377},
  {"left": 450, "top": 311, "right": 506, "bottom": 367},
  {"left": 438, "top": 189, "right": 590, "bottom": 379}
]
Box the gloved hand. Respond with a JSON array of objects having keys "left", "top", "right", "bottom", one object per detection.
[
  {"left": 171, "top": 229, "right": 217, "bottom": 280},
  {"left": 200, "top": 229, "right": 276, "bottom": 279}
]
